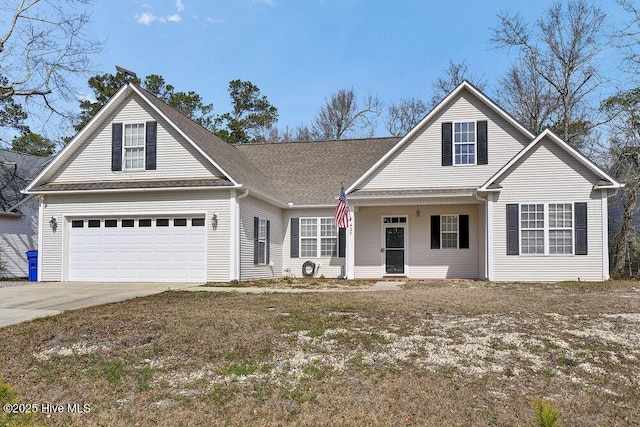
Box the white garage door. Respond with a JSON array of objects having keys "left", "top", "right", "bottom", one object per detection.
[{"left": 68, "top": 216, "right": 206, "bottom": 282}]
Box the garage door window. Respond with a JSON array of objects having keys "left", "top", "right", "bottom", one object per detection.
[
  {"left": 139, "top": 219, "right": 152, "bottom": 227},
  {"left": 192, "top": 218, "right": 205, "bottom": 226},
  {"left": 156, "top": 219, "right": 169, "bottom": 227},
  {"left": 174, "top": 218, "right": 187, "bottom": 226},
  {"left": 72, "top": 220, "right": 84, "bottom": 228},
  {"left": 88, "top": 220, "right": 100, "bottom": 228},
  {"left": 122, "top": 219, "right": 135, "bottom": 227}
]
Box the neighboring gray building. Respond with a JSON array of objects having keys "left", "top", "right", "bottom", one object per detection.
[
  {"left": 25, "top": 81, "right": 623, "bottom": 283},
  {"left": 1, "top": 149, "right": 50, "bottom": 278}
]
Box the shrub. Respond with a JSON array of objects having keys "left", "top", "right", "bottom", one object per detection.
[{"left": 531, "top": 398, "right": 560, "bottom": 427}]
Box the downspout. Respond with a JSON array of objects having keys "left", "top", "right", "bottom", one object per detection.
[
  {"left": 234, "top": 189, "right": 250, "bottom": 282},
  {"left": 474, "top": 190, "right": 489, "bottom": 280}
]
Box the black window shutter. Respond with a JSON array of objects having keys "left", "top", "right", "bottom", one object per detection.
[
  {"left": 442, "top": 122, "right": 453, "bottom": 166},
  {"left": 338, "top": 228, "right": 346, "bottom": 257},
  {"left": 506, "top": 204, "right": 519, "bottom": 255},
  {"left": 145, "top": 121, "right": 157, "bottom": 170},
  {"left": 575, "top": 202, "right": 588, "bottom": 255},
  {"left": 477, "top": 120, "right": 488, "bottom": 165},
  {"left": 459, "top": 215, "right": 470, "bottom": 249},
  {"left": 253, "top": 217, "right": 259, "bottom": 265},
  {"left": 290, "top": 218, "right": 299, "bottom": 258},
  {"left": 111, "top": 123, "right": 123, "bottom": 171},
  {"left": 266, "top": 220, "right": 271, "bottom": 263},
  {"left": 431, "top": 216, "right": 441, "bottom": 249}
]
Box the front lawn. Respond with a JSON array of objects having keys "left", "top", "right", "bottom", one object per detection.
[{"left": 1, "top": 280, "right": 639, "bottom": 426}]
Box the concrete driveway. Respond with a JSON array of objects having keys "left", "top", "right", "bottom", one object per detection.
[{"left": 0, "top": 281, "right": 196, "bottom": 328}]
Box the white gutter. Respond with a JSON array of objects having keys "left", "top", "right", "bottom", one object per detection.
[
  {"left": 25, "top": 185, "right": 241, "bottom": 195},
  {"left": 232, "top": 189, "right": 250, "bottom": 282},
  {"left": 474, "top": 191, "right": 489, "bottom": 281}
]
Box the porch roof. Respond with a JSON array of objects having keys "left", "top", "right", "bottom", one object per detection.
[{"left": 348, "top": 187, "right": 478, "bottom": 199}]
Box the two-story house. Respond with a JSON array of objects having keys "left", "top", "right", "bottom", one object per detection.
[{"left": 25, "top": 81, "right": 623, "bottom": 283}]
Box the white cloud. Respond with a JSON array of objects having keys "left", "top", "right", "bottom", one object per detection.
[
  {"left": 176, "top": 0, "right": 184, "bottom": 12},
  {"left": 136, "top": 12, "right": 158, "bottom": 26},
  {"left": 167, "top": 13, "right": 182, "bottom": 22},
  {"left": 255, "top": 0, "right": 274, "bottom": 4},
  {"left": 206, "top": 17, "right": 223, "bottom": 24}
]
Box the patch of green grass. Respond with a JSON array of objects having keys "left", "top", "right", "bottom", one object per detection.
[
  {"left": 303, "top": 360, "right": 334, "bottom": 381},
  {"left": 100, "top": 360, "right": 126, "bottom": 385},
  {"left": 558, "top": 356, "right": 578, "bottom": 367}
]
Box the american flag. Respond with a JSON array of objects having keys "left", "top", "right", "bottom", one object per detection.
[{"left": 334, "top": 186, "right": 349, "bottom": 229}]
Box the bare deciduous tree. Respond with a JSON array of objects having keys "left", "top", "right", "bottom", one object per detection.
[
  {"left": 313, "top": 88, "right": 382, "bottom": 140},
  {"left": 429, "top": 60, "right": 486, "bottom": 108},
  {"left": 385, "top": 97, "right": 428, "bottom": 137},
  {"left": 0, "top": 0, "right": 101, "bottom": 117},
  {"left": 491, "top": 0, "right": 606, "bottom": 148},
  {"left": 496, "top": 55, "right": 559, "bottom": 135}
]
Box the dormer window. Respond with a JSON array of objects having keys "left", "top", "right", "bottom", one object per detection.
[
  {"left": 454, "top": 121, "right": 476, "bottom": 165},
  {"left": 441, "top": 120, "right": 488, "bottom": 166},
  {"left": 111, "top": 121, "right": 157, "bottom": 172},
  {"left": 124, "top": 123, "right": 145, "bottom": 170}
]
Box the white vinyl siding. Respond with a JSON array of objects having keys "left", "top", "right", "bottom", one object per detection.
[
  {"left": 353, "top": 204, "right": 480, "bottom": 279},
  {"left": 48, "top": 94, "right": 223, "bottom": 183},
  {"left": 239, "top": 196, "right": 282, "bottom": 280},
  {"left": 39, "top": 190, "right": 231, "bottom": 282},
  {"left": 492, "top": 137, "right": 605, "bottom": 281},
  {"left": 0, "top": 198, "right": 38, "bottom": 278},
  {"left": 282, "top": 209, "right": 344, "bottom": 279},
  {"left": 358, "top": 90, "right": 530, "bottom": 191}
]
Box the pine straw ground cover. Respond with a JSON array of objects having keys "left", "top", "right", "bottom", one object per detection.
[{"left": 0, "top": 280, "right": 639, "bottom": 426}]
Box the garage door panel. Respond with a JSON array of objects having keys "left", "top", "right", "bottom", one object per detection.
[{"left": 68, "top": 216, "right": 206, "bottom": 283}]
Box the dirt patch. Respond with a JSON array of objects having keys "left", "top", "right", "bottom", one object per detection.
[
  {"left": 0, "top": 280, "right": 638, "bottom": 426},
  {"left": 205, "top": 277, "right": 376, "bottom": 290}
]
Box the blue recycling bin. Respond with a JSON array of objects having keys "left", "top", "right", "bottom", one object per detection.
[{"left": 26, "top": 250, "right": 38, "bottom": 281}]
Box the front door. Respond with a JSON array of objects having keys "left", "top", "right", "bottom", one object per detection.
[{"left": 383, "top": 217, "right": 406, "bottom": 275}]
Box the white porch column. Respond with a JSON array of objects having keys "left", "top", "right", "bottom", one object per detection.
[
  {"left": 486, "top": 192, "right": 494, "bottom": 281},
  {"left": 229, "top": 189, "right": 239, "bottom": 282},
  {"left": 346, "top": 204, "right": 356, "bottom": 279},
  {"left": 601, "top": 189, "right": 610, "bottom": 280}
]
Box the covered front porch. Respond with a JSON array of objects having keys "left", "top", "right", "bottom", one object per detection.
[{"left": 344, "top": 188, "right": 487, "bottom": 280}]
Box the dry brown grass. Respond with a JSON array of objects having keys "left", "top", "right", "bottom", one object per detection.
[{"left": 0, "top": 279, "right": 639, "bottom": 426}]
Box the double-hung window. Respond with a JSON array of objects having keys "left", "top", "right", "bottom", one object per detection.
[
  {"left": 300, "top": 218, "right": 338, "bottom": 257},
  {"left": 549, "top": 204, "right": 573, "bottom": 254},
  {"left": 441, "top": 215, "right": 459, "bottom": 249},
  {"left": 124, "top": 123, "right": 145, "bottom": 170},
  {"left": 519, "top": 203, "right": 573, "bottom": 255},
  {"left": 520, "top": 204, "right": 545, "bottom": 254},
  {"left": 454, "top": 121, "right": 476, "bottom": 165},
  {"left": 257, "top": 218, "right": 267, "bottom": 264}
]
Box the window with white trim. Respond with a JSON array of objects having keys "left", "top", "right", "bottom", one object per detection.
[
  {"left": 124, "top": 123, "right": 145, "bottom": 170},
  {"left": 454, "top": 121, "right": 476, "bottom": 165},
  {"left": 258, "top": 218, "right": 267, "bottom": 264},
  {"left": 300, "top": 217, "right": 338, "bottom": 257},
  {"left": 521, "top": 204, "right": 545, "bottom": 254},
  {"left": 549, "top": 203, "right": 573, "bottom": 254},
  {"left": 441, "top": 215, "right": 459, "bottom": 249}
]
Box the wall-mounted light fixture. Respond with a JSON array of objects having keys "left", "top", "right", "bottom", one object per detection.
[
  {"left": 49, "top": 216, "right": 57, "bottom": 232},
  {"left": 416, "top": 208, "right": 421, "bottom": 217},
  {"left": 211, "top": 213, "right": 218, "bottom": 228}
]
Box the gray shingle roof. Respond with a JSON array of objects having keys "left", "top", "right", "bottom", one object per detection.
[
  {"left": 31, "top": 178, "right": 232, "bottom": 192},
  {"left": 1, "top": 149, "right": 50, "bottom": 211},
  {"left": 137, "top": 84, "right": 399, "bottom": 205},
  {"left": 135, "top": 85, "right": 283, "bottom": 202},
  {"left": 237, "top": 138, "right": 400, "bottom": 205}
]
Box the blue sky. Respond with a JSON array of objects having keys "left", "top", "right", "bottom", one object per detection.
[{"left": 76, "top": 0, "right": 630, "bottom": 136}]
